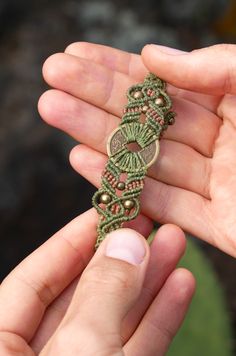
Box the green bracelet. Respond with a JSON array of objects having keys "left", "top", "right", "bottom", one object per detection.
[{"left": 92, "top": 73, "right": 176, "bottom": 249}]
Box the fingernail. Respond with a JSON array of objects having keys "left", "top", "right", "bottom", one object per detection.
[
  {"left": 105, "top": 229, "right": 146, "bottom": 265},
  {"left": 150, "top": 44, "right": 187, "bottom": 55}
]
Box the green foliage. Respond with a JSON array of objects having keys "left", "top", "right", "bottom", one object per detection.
[{"left": 167, "top": 237, "right": 232, "bottom": 356}]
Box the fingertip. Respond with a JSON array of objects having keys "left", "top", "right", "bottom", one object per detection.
[
  {"left": 38, "top": 89, "right": 66, "bottom": 127},
  {"left": 142, "top": 44, "right": 186, "bottom": 59},
  {"left": 141, "top": 44, "right": 155, "bottom": 68},
  {"left": 104, "top": 228, "right": 149, "bottom": 266},
  {"left": 42, "top": 52, "right": 65, "bottom": 84},
  {"left": 69, "top": 144, "right": 82, "bottom": 168},
  {"left": 65, "top": 41, "right": 90, "bottom": 56},
  {"left": 157, "top": 223, "right": 186, "bottom": 237},
  {"left": 154, "top": 224, "right": 186, "bottom": 254},
  {"left": 38, "top": 89, "right": 56, "bottom": 124},
  {"left": 69, "top": 145, "right": 105, "bottom": 176},
  {"left": 141, "top": 45, "right": 179, "bottom": 83},
  {"left": 141, "top": 45, "right": 191, "bottom": 89},
  {"left": 170, "top": 268, "right": 196, "bottom": 303},
  {"left": 65, "top": 41, "right": 80, "bottom": 54},
  {"left": 141, "top": 44, "right": 151, "bottom": 56},
  {"left": 124, "top": 214, "right": 153, "bottom": 238}
]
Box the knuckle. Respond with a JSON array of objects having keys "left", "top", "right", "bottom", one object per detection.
[
  {"left": 211, "top": 44, "right": 236, "bottom": 94},
  {"left": 12, "top": 270, "right": 55, "bottom": 308},
  {"left": 203, "top": 157, "right": 212, "bottom": 198},
  {"left": 155, "top": 182, "right": 171, "bottom": 223},
  {"left": 151, "top": 319, "right": 174, "bottom": 345}
]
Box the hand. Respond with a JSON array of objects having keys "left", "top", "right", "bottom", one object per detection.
[
  {"left": 39, "top": 43, "right": 236, "bottom": 257},
  {"left": 0, "top": 209, "right": 194, "bottom": 355}
]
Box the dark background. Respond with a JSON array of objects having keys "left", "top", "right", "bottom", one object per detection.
[{"left": 1, "top": 0, "right": 236, "bottom": 348}]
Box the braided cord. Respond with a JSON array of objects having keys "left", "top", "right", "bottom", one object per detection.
[{"left": 92, "top": 73, "right": 176, "bottom": 249}]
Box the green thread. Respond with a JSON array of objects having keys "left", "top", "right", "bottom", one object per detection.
[{"left": 92, "top": 73, "right": 176, "bottom": 249}]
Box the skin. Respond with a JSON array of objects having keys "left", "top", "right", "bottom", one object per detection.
[
  {"left": 38, "top": 42, "right": 236, "bottom": 257},
  {"left": 0, "top": 209, "right": 194, "bottom": 355}
]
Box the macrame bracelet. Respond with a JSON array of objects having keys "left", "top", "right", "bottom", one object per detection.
[{"left": 92, "top": 73, "right": 176, "bottom": 249}]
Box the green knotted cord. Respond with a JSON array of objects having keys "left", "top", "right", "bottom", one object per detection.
[{"left": 92, "top": 73, "right": 176, "bottom": 249}]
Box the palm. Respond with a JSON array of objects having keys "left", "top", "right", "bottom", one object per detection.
[
  {"left": 207, "top": 101, "right": 236, "bottom": 255},
  {"left": 39, "top": 43, "right": 236, "bottom": 256}
]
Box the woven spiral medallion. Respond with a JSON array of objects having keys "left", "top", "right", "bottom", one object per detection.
[
  {"left": 107, "top": 123, "right": 160, "bottom": 172},
  {"left": 92, "top": 73, "right": 176, "bottom": 249}
]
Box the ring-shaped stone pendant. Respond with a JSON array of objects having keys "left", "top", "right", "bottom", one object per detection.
[{"left": 107, "top": 122, "right": 160, "bottom": 173}]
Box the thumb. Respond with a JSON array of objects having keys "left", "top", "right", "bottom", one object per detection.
[
  {"left": 48, "top": 229, "right": 149, "bottom": 353},
  {"left": 142, "top": 43, "right": 236, "bottom": 95}
]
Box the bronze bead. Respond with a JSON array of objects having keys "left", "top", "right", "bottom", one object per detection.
[
  {"left": 155, "top": 97, "right": 164, "bottom": 106},
  {"left": 99, "top": 193, "right": 112, "bottom": 204},
  {"left": 168, "top": 117, "right": 175, "bottom": 125},
  {"left": 117, "top": 181, "right": 125, "bottom": 190},
  {"left": 123, "top": 199, "right": 135, "bottom": 210},
  {"left": 133, "top": 91, "right": 143, "bottom": 99},
  {"left": 142, "top": 105, "right": 149, "bottom": 113}
]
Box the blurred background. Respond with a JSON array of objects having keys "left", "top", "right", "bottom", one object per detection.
[{"left": 1, "top": 0, "right": 236, "bottom": 354}]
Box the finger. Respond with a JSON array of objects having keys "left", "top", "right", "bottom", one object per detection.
[
  {"left": 124, "top": 213, "right": 154, "bottom": 237},
  {"left": 39, "top": 88, "right": 221, "bottom": 158},
  {"left": 69, "top": 145, "right": 213, "bottom": 248},
  {"left": 32, "top": 222, "right": 177, "bottom": 354},
  {"left": 29, "top": 216, "right": 152, "bottom": 354},
  {"left": 148, "top": 139, "right": 211, "bottom": 198},
  {"left": 65, "top": 41, "right": 220, "bottom": 112},
  {"left": 43, "top": 229, "right": 150, "bottom": 355},
  {"left": 65, "top": 41, "right": 147, "bottom": 80},
  {"left": 42, "top": 52, "right": 222, "bottom": 133},
  {"left": 42, "top": 52, "right": 131, "bottom": 117},
  {"left": 142, "top": 43, "right": 236, "bottom": 95},
  {"left": 165, "top": 96, "right": 221, "bottom": 157},
  {"left": 125, "top": 268, "right": 195, "bottom": 356},
  {"left": 0, "top": 332, "right": 34, "bottom": 356},
  {"left": 30, "top": 277, "right": 79, "bottom": 354},
  {"left": 168, "top": 84, "right": 220, "bottom": 113},
  {"left": 0, "top": 209, "right": 98, "bottom": 342},
  {"left": 121, "top": 224, "right": 186, "bottom": 342}
]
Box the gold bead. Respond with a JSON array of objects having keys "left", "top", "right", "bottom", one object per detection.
[
  {"left": 168, "top": 117, "right": 175, "bottom": 125},
  {"left": 123, "top": 199, "right": 135, "bottom": 210},
  {"left": 142, "top": 105, "right": 149, "bottom": 113},
  {"left": 155, "top": 97, "right": 164, "bottom": 106},
  {"left": 133, "top": 91, "right": 143, "bottom": 99},
  {"left": 99, "top": 193, "right": 112, "bottom": 204},
  {"left": 117, "top": 181, "right": 125, "bottom": 190}
]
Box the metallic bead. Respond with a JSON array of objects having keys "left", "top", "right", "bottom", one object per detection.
[
  {"left": 142, "top": 105, "right": 149, "bottom": 113},
  {"left": 155, "top": 97, "right": 164, "bottom": 106},
  {"left": 133, "top": 91, "right": 143, "bottom": 99},
  {"left": 99, "top": 193, "right": 112, "bottom": 204},
  {"left": 168, "top": 117, "right": 175, "bottom": 125},
  {"left": 117, "top": 181, "right": 125, "bottom": 190},
  {"left": 123, "top": 199, "right": 135, "bottom": 210}
]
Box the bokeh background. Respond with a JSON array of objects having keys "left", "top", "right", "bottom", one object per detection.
[{"left": 1, "top": 0, "right": 236, "bottom": 354}]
